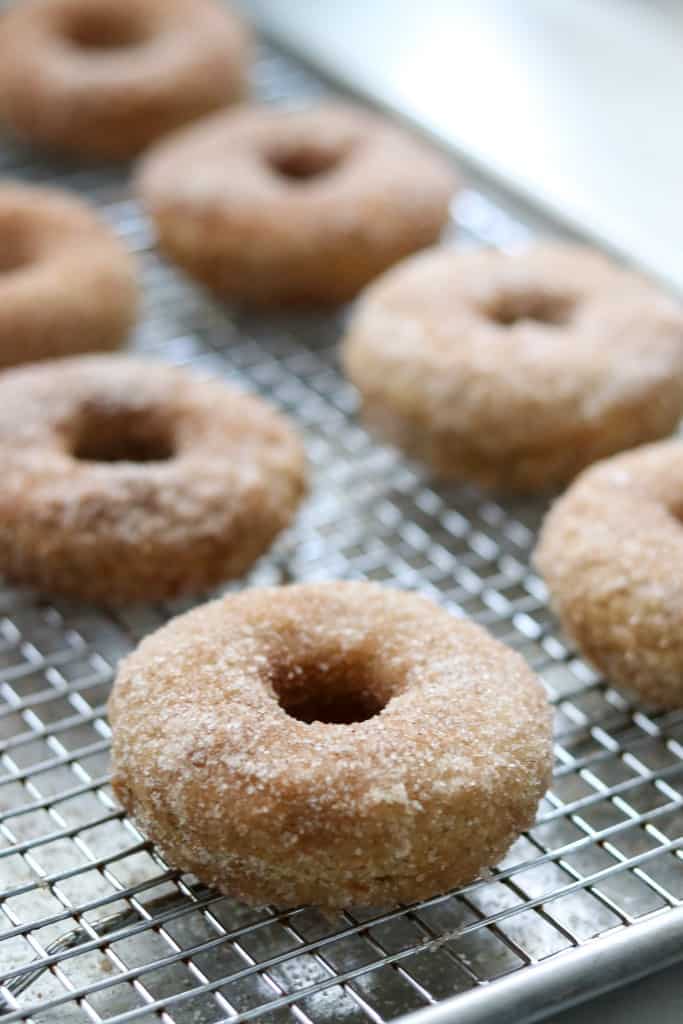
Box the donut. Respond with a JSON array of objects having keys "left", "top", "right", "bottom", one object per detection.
[
  {"left": 0, "top": 0, "right": 250, "bottom": 159},
  {"left": 135, "top": 103, "right": 457, "bottom": 306},
  {"left": 342, "top": 242, "right": 683, "bottom": 492},
  {"left": 108, "top": 581, "right": 553, "bottom": 909},
  {"left": 0, "top": 183, "right": 138, "bottom": 368},
  {"left": 0, "top": 355, "right": 306, "bottom": 603},
  {"left": 535, "top": 439, "right": 683, "bottom": 709}
]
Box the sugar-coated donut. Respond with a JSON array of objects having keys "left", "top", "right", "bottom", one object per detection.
[
  {"left": 0, "top": 0, "right": 250, "bottom": 159},
  {"left": 109, "top": 582, "right": 553, "bottom": 909},
  {"left": 135, "top": 103, "right": 457, "bottom": 306},
  {"left": 0, "top": 355, "right": 306, "bottom": 603},
  {"left": 0, "top": 183, "right": 138, "bottom": 368},
  {"left": 535, "top": 440, "right": 683, "bottom": 709},
  {"left": 342, "top": 243, "right": 683, "bottom": 492}
]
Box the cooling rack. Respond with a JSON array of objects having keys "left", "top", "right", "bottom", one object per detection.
[{"left": 1, "top": 41, "right": 682, "bottom": 1024}]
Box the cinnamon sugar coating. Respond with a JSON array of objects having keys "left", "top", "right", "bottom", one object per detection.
[
  {"left": 0, "top": 0, "right": 250, "bottom": 159},
  {"left": 109, "top": 582, "right": 553, "bottom": 909},
  {"left": 135, "top": 103, "right": 457, "bottom": 306},
  {"left": 0, "top": 355, "right": 306, "bottom": 603},
  {"left": 535, "top": 439, "right": 683, "bottom": 708},
  {"left": 342, "top": 242, "right": 683, "bottom": 492},
  {"left": 0, "top": 184, "right": 137, "bottom": 367}
]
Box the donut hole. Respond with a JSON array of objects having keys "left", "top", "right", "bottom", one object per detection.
[
  {"left": 486, "top": 290, "right": 575, "bottom": 327},
  {"left": 71, "top": 406, "right": 176, "bottom": 464},
  {"left": 272, "top": 661, "right": 386, "bottom": 725},
  {"left": 62, "top": 8, "right": 151, "bottom": 51},
  {"left": 0, "top": 243, "right": 34, "bottom": 275},
  {"left": 267, "top": 143, "right": 347, "bottom": 183}
]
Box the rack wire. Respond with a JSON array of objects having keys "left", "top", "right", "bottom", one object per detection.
[{"left": 1, "top": 42, "right": 682, "bottom": 1024}]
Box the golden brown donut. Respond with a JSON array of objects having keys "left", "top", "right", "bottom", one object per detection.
[
  {"left": 0, "top": 355, "right": 306, "bottom": 603},
  {"left": 0, "top": 0, "right": 250, "bottom": 159},
  {"left": 135, "top": 103, "right": 457, "bottom": 306},
  {"left": 342, "top": 242, "right": 683, "bottom": 492},
  {"left": 109, "top": 581, "right": 553, "bottom": 909},
  {"left": 0, "top": 183, "right": 137, "bottom": 368},
  {"left": 535, "top": 439, "right": 683, "bottom": 709}
]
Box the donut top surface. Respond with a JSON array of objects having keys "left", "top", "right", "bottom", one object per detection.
[
  {"left": 0, "top": 0, "right": 251, "bottom": 158},
  {"left": 0, "top": 354, "right": 305, "bottom": 550},
  {"left": 344, "top": 242, "right": 683, "bottom": 446},
  {"left": 109, "top": 582, "right": 552, "bottom": 853},
  {"left": 135, "top": 102, "right": 457, "bottom": 252},
  {"left": 0, "top": 182, "right": 136, "bottom": 281},
  {"left": 534, "top": 439, "right": 683, "bottom": 706},
  {"left": 536, "top": 438, "right": 683, "bottom": 608},
  {"left": 0, "top": 183, "right": 138, "bottom": 367}
]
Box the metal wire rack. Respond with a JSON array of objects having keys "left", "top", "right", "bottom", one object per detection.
[{"left": 1, "top": 41, "right": 682, "bottom": 1024}]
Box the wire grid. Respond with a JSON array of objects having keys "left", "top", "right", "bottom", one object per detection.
[{"left": 0, "top": 43, "right": 682, "bottom": 1024}]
